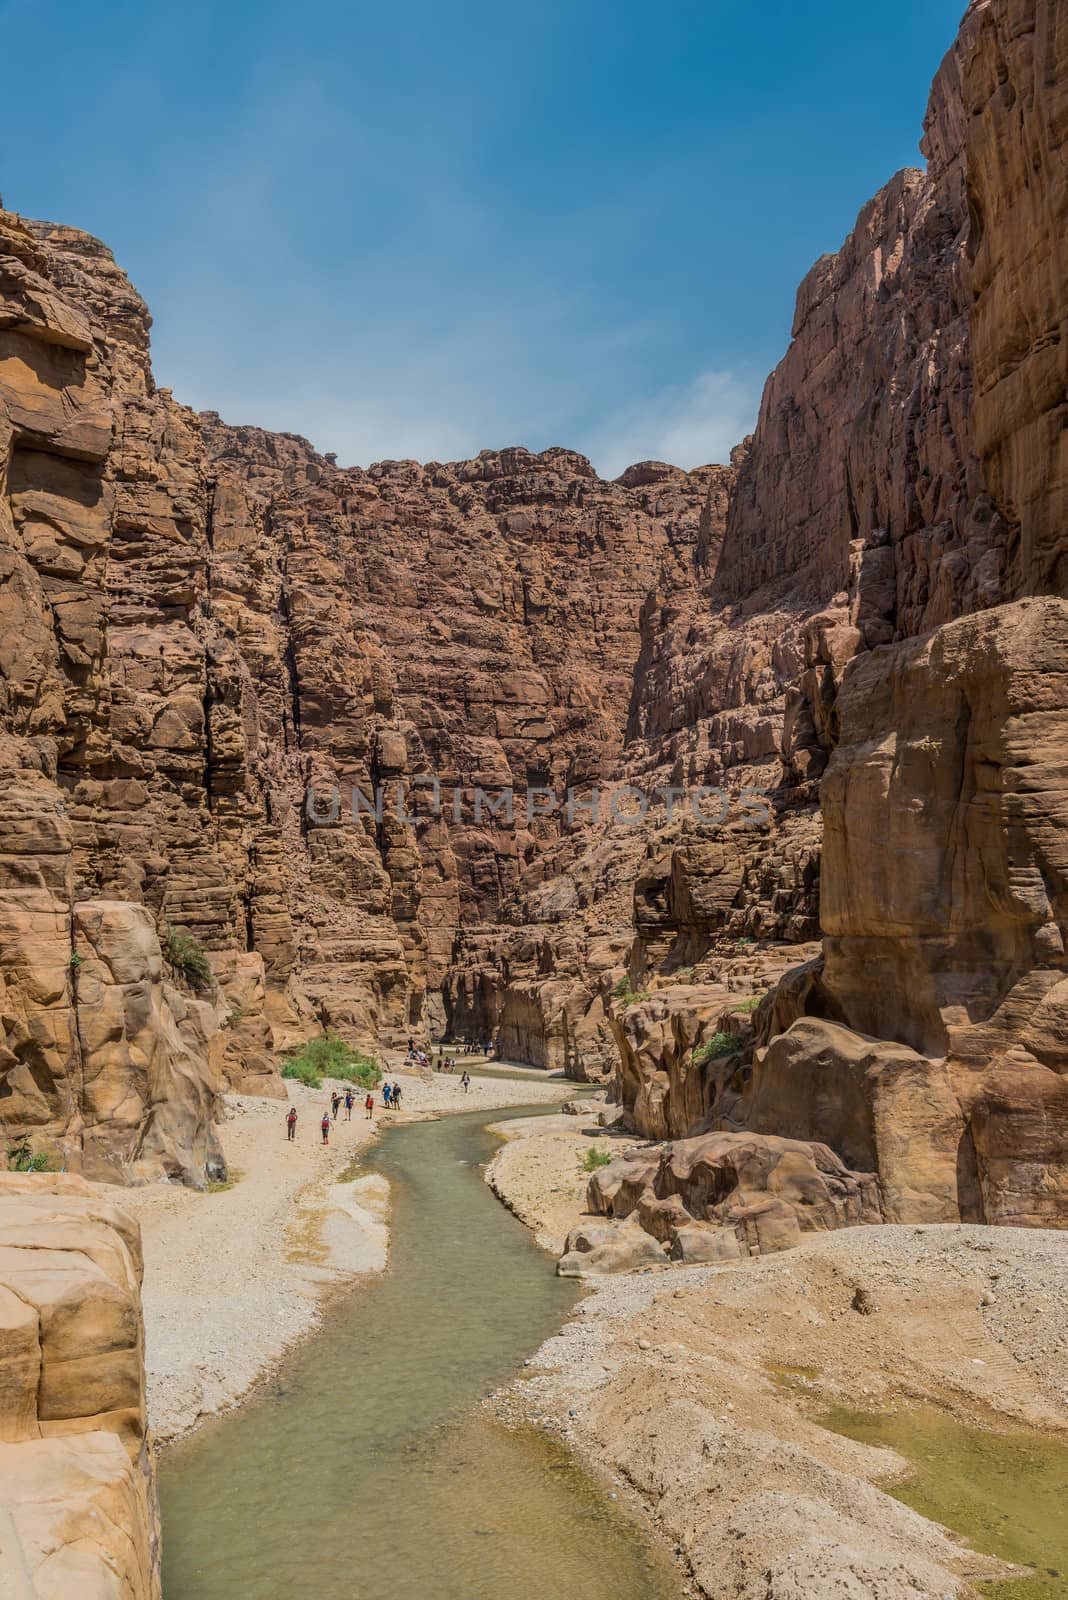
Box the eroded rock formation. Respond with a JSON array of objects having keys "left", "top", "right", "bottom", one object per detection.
[
  {"left": 0, "top": 1172, "right": 158, "bottom": 1598},
  {"left": 561, "top": 1129, "right": 881, "bottom": 1276}
]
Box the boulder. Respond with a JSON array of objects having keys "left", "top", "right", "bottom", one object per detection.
[
  {"left": 557, "top": 1218, "right": 669, "bottom": 1278},
  {"left": 0, "top": 1173, "right": 159, "bottom": 1597}
]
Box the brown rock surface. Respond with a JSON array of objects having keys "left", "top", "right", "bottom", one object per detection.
[
  {"left": 582, "top": 1129, "right": 881, "bottom": 1269},
  {"left": 818, "top": 597, "right": 1068, "bottom": 1226},
  {"left": 966, "top": 0, "right": 1068, "bottom": 596},
  {"left": 0, "top": 1172, "right": 158, "bottom": 1598}
]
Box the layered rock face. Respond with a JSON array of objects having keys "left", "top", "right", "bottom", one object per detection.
[
  {"left": 966, "top": 0, "right": 1068, "bottom": 597},
  {"left": 201, "top": 422, "right": 720, "bottom": 1016},
  {"left": 3, "top": 0, "right": 1067, "bottom": 1226},
  {"left": 0, "top": 211, "right": 264, "bottom": 1182},
  {"left": 0, "top": 1173, "right": 159, "bottom": 1598},
  {"left": 0, "top": 199, "right": 729, "bottom": 1163},
  {"left": 610, "top": 0, "right": 1068, "bottom": 1236}
]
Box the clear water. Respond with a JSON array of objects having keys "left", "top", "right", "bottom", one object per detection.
[
  {"left": 160, "top": 1106, "right": 680, "bottom": 1600},
  {"left": 820, "top": 1405, "right": 1068, "bottom": 1599}
]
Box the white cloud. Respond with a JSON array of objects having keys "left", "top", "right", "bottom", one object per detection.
[{"left": 582, "top": 367, "right": 762, "bottom": 479}]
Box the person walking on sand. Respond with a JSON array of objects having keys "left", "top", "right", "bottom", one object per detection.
[
  {"left": 331, "top": 1091, "right": 342, "bottom": 1121},
  {"left": 382, "top": 1082, "right": 391, "bottom": 1107},
  {"left": 344, "top": 1089, "right": 354, "bottom": 1121},
  {"left": 286, "top": 1106, "right": 298, "bottom": 1141},
  {"left": 392, "top": 1081, "right": 402, "bottom": 1110},
  {"left": 365, "top": 1092, "right": 375, "bottom": 1120},
  {"left": 320, "top": 1112, "right": 331, "bottom": 1145},
  {"left": 460, "top": 1070, "right": 470, "bottom": 1093}
]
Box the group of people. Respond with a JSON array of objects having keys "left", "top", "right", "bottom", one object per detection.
[
  {"left": 433, "top": 1055, "right": 471, "bottom": 1089},
  {"left": 284, "top": 1078, "right": 405, "bottom": 1145}
]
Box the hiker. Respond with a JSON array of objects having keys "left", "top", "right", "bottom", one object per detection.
[
  {"left": 391, "top": 1081, "right": 402, "bottom": 1110},
  {"left": 382, "top": 1082, "right": 392, "bottom": 1107},
  {"left": 286, "top": 1106, "right": 298, "bottom": 1141},
  {"left": 320, "top": 1112, "right": 331, "bottom": 1145},
  {"left": 344, "top": 1089, "right": 354, "bottom": 1121},
  {"left": 331, "top": 1091, "right": 342, "bottom": 1120},
  {"left": 460, "top": 1071, "right": 470, "bottom": 1093},
  {"left": 407, "top": 1036, "right": 415, "bottom": 1054},
  {"left": 365, "top": 1093, "right": 375, "bottom": 1120}
]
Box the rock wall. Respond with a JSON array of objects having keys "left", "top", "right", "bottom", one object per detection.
[
  {"left": 612, "top": 0, "right": 1068, "bottom": 1236},
  {"left": 3, "top": 0, "right": 1067, "bottom": 1206},
  {"left": 966, "top": 0, "right": 1068, "bottom": 596},
  {"left": 202, "top": 424, "right": 720, "bottom": 1004},
  {"left": 0, "top": 210, "right": 268, "bottom": 1182},
  {"left": 0, "top": 1172, "right": 159, "bottom": 1598},
  {"left": 0, "top": 197, "right": 731, "bottom": 1154}
]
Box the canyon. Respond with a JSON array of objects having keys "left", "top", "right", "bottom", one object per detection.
[{"left": 1, "top": 0, "right": 1067, "bottom": 1594}]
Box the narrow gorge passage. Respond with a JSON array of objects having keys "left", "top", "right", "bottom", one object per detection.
[{"left": 159, "top": 1106, "right": 681, "bottom": 1600}]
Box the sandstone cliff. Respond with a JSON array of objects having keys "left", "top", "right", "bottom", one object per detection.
[
  {"left": 0, "top": 1172, "right": 158, "bottom": 1598},
  {"left": 610, "top": 0, "right": 1068, "bottom": 1239}
]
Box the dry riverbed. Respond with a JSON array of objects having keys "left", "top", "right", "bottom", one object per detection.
[
  {"left": 120, "top": 1065, "right": 565, "bottom": 1443},
  {"left": 486, "top": 1115, "right": 1068, "bottom": 1599}
]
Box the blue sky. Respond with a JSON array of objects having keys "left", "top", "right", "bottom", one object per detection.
[{"left": 1, "top": 0, "right": 966, "bottom": 476}]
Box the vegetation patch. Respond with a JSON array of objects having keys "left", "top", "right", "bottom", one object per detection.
[
  {"left": 163, "top": 924, "right": 214, "bottom": 994},
  {"left": 281, "top": 1034, "right": 382, "bottom": 1091},
  {"left": 6, "top": 1138, "right": 58, "bottom": 1173},
  {"left": 612, "top": 977, "right": 652, "bottom": 1007},
  {"left": 693, "top": 1031, "right": 743, "bottom": 1065},
  {"left": 730, "top": 994, "right": 764, "bottom": 1015},
  {"left": 582, "top": 1147, "right": 614, "bottom": 1172},
  {"left": 207, "top": 1166, "right": 242, "bottom": 1194}
]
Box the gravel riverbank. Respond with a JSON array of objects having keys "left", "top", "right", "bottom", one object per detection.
[
  {"left": 120, "top": 1066, "right": 566, "bottom": 1443},
  {"left": 485, "top": 1117, "right": 1068, "bottom": 1598}
]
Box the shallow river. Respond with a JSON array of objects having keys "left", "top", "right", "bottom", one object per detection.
[{"left": 160, "top": 1106, "right": 680, "bottom": 1600}]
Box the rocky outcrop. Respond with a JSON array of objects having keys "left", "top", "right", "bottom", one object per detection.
[
  {"left": 966, "top": 0, "right": 1068, "bottom": 597},
  {"left": 815, "top": 598, "right": 1068, "bottom": 1226},
  {"left": 0, "top": 1172, "right": 158, "bottom": 1598},
  {"left": 595, "top": 0, "right": 1068, "bottom": 1234},
  {"left": 563, "top": 1129, "right": 881, "bottom": 1274},
  {"left": 0, "top": 209, "right": 286, "bottom": 1181}
]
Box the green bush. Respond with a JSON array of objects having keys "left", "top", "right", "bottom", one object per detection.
[
  {"left": 282, "top": 1058, "right": 323, "bottom": 1089},
  {"left": 6, "top": 1140, "right": 57, "bottom": 1173},
  {"left": 282, "top": 1034, "right": 382, "bottom": 1092},
  {"left": 730, "top": 995, "right": 764, "bottom": 1015},
  {"left": 582, "top": 1147, "right": 614, "bottom": 1172},
  {"left": 163, "top": 925, "right": 214, "bottom": 994},
  {"left": 692, "top": 1031, "right": 743, "bottom": 1065},
  {"left": 612, "top": 977, "right": 652, "bottom": 1007}
]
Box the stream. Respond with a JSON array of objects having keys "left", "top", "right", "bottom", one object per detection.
[{"left": 159, "top": 1104, "right": 681, "bottom": 1599}]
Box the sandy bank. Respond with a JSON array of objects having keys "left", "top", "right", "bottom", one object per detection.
[
  {"left": 120, "top": 1066, "right": 565, "bottom": 1444},
  {"left": 487, "top": 1120, "right": 1068, "bottom": 1598}
]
